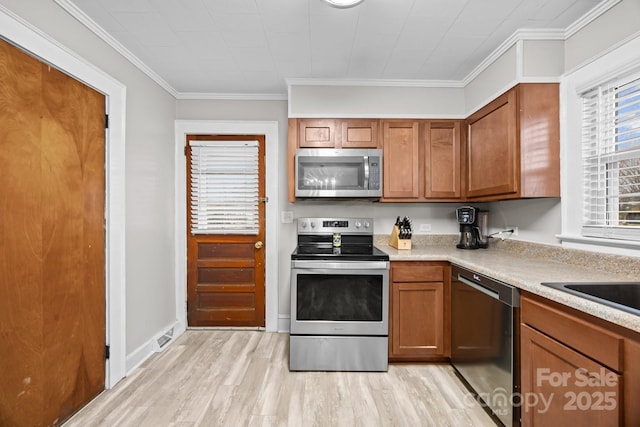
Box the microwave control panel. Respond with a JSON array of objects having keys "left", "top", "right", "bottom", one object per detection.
[{"left": 369, "top": 156, "right": 381, "bottom": 190}]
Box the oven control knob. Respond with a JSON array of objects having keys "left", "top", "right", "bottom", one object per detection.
[
  {"left": 354, "top": 221, "right": 361, "bottom": 228},
  {"left": 310, "top": 221, "right": 316, "bottom": 228},
  {"left": 300, "top": 220, "right": 308, "bottom": 229},
  {"left": 364, "top": 221, "right": 370, "bottom": 229}
]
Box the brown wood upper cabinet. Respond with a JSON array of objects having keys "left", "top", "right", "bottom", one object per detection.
[
  {"left": 465, "top": 83, "right": 560, "bottom": 201},
  {"left": 424, "top": 121, "right": 462, "bottom": 199},
  {"left": 381, "top": 119, "right": 463, "bottom": 202},
  {"left": 341, "top": 119, "right": 379, "bottom": 148},
  {"left": 381, "top": 120, "right": 420, "bottom": 199},
  {"left": 295, "top": 118, "right": 379, "bottom": 149},
  {"left": 297, "top": 118, "right": 339, "bottom": 148}
]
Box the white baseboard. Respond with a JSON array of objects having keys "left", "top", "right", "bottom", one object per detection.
[
  {"left": 278, "top": 315, "right": 291, "bottom": 333},
  {"left": 125, "top": 320, "right": 183, "bottom": 375}
]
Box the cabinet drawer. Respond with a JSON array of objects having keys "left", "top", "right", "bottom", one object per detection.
[
  {"left": 392, "top": 263, "right": 443, "bottom": 282},
  {"left": 522, "top": 296, "right": 623, "bottom": 372}
]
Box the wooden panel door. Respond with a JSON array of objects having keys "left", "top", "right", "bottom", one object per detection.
[
  {"left": 186, "top": 135, "right": 266, "bottom": 327},
  {"left": 341, "top": 119, "right": 379, "bottom": 148},
  {"left": 391, "top": 282, "right": 445, "bottom": 358},
  {"left": 298, "top": 119, "right": 338, "bottom": 148},
  {"left": 521, "top": 324, "right": 622, "bottom": 426},
  {"left": 466, "top": 89, "right": 518, "bottom": 198},
  {"left": 382, "top": 120, "right": 420, "bottom": 199},
  {"left": 424, "top": 121, "right": 461, "bottom": 199},
  {"left": 0, "top": 39, "right": 105, "bottom": 426},
  {"left": 389, "top": 262, "right": 450, "bottom": 362}
]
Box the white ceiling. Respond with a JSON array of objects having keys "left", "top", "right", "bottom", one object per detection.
[{"left": 66, "top": 0, "right": 606, "bottom": 97}]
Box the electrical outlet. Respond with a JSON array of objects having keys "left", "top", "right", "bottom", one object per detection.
[
  {"left": 507, "top": 226, "right": 519, "bottom": 236},
  {"left": 419, "top": 223, "right": 432, "bottom": 232},
  {"left": 281, "top": 211, "right": 293, "bottom": 224}
]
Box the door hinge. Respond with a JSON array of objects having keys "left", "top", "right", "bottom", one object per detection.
[
  {"left": 184, "top": 145, "right": 187, "bottom": 156},
  {"left": 104, "top": 114, "right": 109, "bottom": 129},
  {"left": 105, "top": 344, "right": 110, "bottom": 360}
]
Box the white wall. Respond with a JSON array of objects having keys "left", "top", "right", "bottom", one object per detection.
[
  {"left": 565, "top": 0, "right": 640, "bottom": 73},
  {"left": 289, "top": 84, "right": 465, "bottom": 118},
  {"left": 522, "top": 40, "right": 564, "bottom": 79},
  {"left": 0, "top": 0, "right": 178, "bottom": 361},
  {"left": 464, "top": 45, "right": 518, "bottom": 115},
  {"left": 482, "top": 199, "right": 562, "bottom": 245}
]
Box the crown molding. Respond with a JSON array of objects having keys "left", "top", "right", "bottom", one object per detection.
[
  {"left": 462, "top": 28, "right": 565, "bottom": 86},
  {"left": 565, "top": 0, "right": 621, "bottom": 38},
  {"left": 288, "top": 27, "right": 571, "bottom": 93},
  {"left": 54, "top": 0, "right": 178, "bottom": 98},
  {"left": 55, "top": 0, "right": 621, "bottom": 99}
]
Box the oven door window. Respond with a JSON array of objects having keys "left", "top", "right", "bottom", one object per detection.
[{"left": 296, "top": 274, "right": 382, "bottom": 321}]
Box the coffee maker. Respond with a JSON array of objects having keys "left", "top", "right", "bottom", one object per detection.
[{"left": 456, "top": 206, "right": 488, "bottom": 249}]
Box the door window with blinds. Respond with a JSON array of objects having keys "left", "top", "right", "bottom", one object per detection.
[
  {"left": 581, "top": 71, "right": 640, "bottom": 241},
  {"left": 189, "top": 140, "right": 259, "bottom": 234}
]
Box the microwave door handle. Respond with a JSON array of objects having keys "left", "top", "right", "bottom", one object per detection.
[{"left": 363, "top": 156, "right": 369, "bottom": 189}]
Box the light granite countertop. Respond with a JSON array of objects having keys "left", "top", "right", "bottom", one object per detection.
[{"left": 374, "top": 235, "right": 640, "bottom": 334}]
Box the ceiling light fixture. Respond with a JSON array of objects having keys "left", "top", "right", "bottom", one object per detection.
[{"left": 323, "top": 0, "right": 365, "bottom": 9}]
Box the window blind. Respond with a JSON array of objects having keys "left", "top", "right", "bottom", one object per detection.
[
  {"left": 189, "top": 140, "right": 259, "bottom": 235},
  {"left": 581, "top": 72, "right": 640, "bottom": 241}
]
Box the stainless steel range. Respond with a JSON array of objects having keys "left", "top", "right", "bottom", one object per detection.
[{"left": 289, "top": 217, "right": 390, "bottom": 372}]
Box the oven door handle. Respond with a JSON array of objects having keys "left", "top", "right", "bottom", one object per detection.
[{"left": 292, "top": 260, "right": 389, "bottom": 270}]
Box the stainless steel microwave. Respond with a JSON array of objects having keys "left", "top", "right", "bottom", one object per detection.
[{"left": 295, "top": 148, "right": 383, "bottom": 198}]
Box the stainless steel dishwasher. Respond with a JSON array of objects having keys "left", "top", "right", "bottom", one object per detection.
[{"left": 451, "top": 265, "right": 520, "bottom": 427}]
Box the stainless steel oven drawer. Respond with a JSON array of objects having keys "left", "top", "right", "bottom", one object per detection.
[{"left": 289, "top": 335, "right": 388, "bottom": 372}]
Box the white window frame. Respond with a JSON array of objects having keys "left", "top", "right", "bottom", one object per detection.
[
  {"left": 581, "top": 72, "right": 640, "bottom": 240},
  {"left": 560, "top": 33, "right": 640, "bottom": 255}
]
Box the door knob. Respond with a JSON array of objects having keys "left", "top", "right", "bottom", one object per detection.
[{"left": 255, "top": 241, "right": 263, "bottom": 249}]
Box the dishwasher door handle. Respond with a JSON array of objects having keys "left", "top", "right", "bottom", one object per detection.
[{"left": 458, "top": 275, "right": 501, "bottom": 301}]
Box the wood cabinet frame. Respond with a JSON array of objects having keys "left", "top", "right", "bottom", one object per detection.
[
  {"left": 465, "top": 83, "right": 560, "bottom": 201},
  {"left": 389, "top": 261, "right": 451, "bottom": 362},
  {"left": 520, "top": 292, "right": 640, "bottom": 426},
  {"left": 381, "top": 120, "right": 421, "bottom": 199},
  {"left": 380, "top": 119, "right": 463, "bottom": 202}
]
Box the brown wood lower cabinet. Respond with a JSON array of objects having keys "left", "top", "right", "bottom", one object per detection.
[
  {"left": 520, "top": 292, "right": 640, "bottom": 426},
  {"left": 389, "top": 261, "right": 450, "bottom": 361}
]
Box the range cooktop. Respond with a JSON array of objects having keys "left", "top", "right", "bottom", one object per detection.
[{"left": 291, "top": 245, "right": 389, "bottom": 261}]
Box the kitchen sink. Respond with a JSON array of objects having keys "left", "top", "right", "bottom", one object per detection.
[{"left": 542, "top": 282, "right": 640, "bottom": 316}]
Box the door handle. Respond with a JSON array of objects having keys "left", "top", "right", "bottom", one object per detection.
[{"left": 255, "top": 241, "right": 263, "bottom": 249}]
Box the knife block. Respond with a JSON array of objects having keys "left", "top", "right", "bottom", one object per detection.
[{"left": 389, "top": 225, "right": 411, "bottom": 250}]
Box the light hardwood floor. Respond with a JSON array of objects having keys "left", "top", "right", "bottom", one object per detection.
[{"left": 64, "top": 331, "right": 497, "bottom": 426}]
